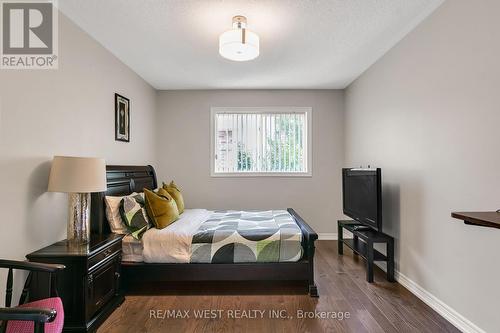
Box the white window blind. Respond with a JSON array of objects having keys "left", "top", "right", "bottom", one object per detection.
[{"left": 211, "top": 107, "right": 311, "bottom": 176}]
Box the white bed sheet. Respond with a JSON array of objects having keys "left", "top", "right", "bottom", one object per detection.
[
  {"left": 141, "top": 208, "right": 212, "bottom": 263},
  {"left": 121, "top": 234, "right": 144, "bottom": 262}
]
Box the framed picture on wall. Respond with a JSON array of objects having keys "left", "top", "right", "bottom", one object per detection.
[{"left": 115, "top": 93, "right": 130, "bottom": 142}]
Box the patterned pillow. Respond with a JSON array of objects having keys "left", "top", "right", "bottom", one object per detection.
[{"left": 119, "top": 194, "right": 150, "bottom": 239}]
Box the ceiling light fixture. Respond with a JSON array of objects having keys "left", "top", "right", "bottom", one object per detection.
[{"left": 219, "top": 15, "right": 259, "bottom": 62}]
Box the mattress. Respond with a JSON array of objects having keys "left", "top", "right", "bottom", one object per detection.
[{"left": 121, "top": 209, "right": 303, "bottom": 264}]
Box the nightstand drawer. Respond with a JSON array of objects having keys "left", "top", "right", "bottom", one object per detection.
[
  {"left": 88, "top": 241, "right": 121, "bottom": 271},
  {"left": 86, "top": 255, "right": 121, "bottom": 321}
]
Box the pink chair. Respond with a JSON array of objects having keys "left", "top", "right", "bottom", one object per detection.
[{"left": 0, "top": 260, "right": 65, "bottom": 333}]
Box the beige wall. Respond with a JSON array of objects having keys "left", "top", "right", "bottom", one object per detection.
[
  {"left": 156, "top": 90, "right": 344, "bottom": 234},
  {"left": 0, "top": 13, "right": 156, "bottom": 303},
  {"left": 344, "top": 0, "right": 500, "bottom": 331}
]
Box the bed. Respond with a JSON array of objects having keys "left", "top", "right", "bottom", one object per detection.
[{"left": 90, "top": 165, "right": 319, "bottom": 297}]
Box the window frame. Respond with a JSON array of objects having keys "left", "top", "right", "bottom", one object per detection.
[{"left": 210, "top": 106, "right": 313, "bottom": 177}]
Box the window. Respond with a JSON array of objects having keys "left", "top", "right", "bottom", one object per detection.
[{"left": 210, "top": 107, "right": 312, "bottom": 176}]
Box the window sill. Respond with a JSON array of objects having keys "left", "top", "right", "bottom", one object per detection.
[{"left": 211, "top": 172, "right": 312, "bottom": 178}]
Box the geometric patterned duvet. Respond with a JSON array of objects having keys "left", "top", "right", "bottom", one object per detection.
[{"left": 190, "top": 210, "right": 303, "bottom": 263}]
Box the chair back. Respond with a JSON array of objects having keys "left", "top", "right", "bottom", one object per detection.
[{"left": 0, "top": 260, "right": 64, "bottom": 307}]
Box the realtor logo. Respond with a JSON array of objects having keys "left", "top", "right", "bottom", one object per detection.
[{"left": 1, "top": 0, "right": 58, "bottom": 69}]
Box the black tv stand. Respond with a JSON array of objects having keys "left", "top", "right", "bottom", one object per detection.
[{"left": 338, "top": 220, "right": 395, "bottom": 283}]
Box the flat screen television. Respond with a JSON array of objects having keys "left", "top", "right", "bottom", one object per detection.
[{"left": 342, "top": 168, "right": 382, "bottom": 231}]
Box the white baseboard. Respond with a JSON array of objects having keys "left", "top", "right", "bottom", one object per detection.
[
  {"left": 370, "top": 261, "right": 485, "bottom": 333},
  {"left": 318, "top": 233, "right": 337, "bottom": 240},
  {"left": 317, "top": 232, "right": 353, "bottom": 240},
  {"left": 318, "top": 235, "right": 484, "bottom": 332},
  {"left": 394, "top": 270, "right": 485, "bottom": 333}
]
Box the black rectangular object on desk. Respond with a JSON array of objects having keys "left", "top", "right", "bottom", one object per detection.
[{"left": 26, "top": 233, "right": 124, "bottom": 332}]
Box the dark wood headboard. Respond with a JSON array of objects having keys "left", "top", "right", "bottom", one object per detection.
[{"left": 90, "top": 165, "right": 157, "bottom": 235}]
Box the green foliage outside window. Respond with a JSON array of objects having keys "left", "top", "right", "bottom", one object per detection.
[{"left": 236, "top": 116, "right": 303, "bottom": 172}]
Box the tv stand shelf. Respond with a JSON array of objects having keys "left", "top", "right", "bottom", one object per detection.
[
  {"left": 338, "top": 220, "right": 395, "bottom": 283},
  {"left": 342, "top": 239, "right": 387, "bottom": 261}
]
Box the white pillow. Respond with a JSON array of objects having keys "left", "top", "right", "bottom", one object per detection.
[{"left": 104, "top": 193, "right": 137, "bottom": 234}]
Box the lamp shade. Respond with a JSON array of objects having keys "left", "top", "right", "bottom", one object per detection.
[{"left": 48, "top": 156, "right": 107, "bottom": 193}]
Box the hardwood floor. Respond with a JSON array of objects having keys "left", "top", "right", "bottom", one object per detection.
[{"left": 98, "top": 241, "right": 459, "bottom": 333}]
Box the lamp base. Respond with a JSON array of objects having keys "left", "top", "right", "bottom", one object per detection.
[{"left": 68, "top": 192, "right": 90, "bottom": 244}]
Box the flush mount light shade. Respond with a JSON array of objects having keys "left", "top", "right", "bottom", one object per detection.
[{"left": 219, "top": 16, "right": 259, "bottom": 62}]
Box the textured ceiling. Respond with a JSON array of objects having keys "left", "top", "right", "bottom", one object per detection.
[{"left": 58, "top": 0, "right": 443, "bottom": 89}]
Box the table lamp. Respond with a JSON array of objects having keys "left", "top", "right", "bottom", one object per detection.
[{"left": 48, "top": 156, "right": 107, "bottom": 244}]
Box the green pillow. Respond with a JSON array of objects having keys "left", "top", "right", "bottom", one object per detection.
[
  {"left": 119, "top": 194, "right": 150, "bottom": 239},
  {"left": 144, "top": 188, "right": 179, "bottom": 229},
  {"left": 163, "top": 181, "right": 185, "bottom": 214}
]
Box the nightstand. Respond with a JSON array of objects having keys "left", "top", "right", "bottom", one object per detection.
[{"left": 26, "top": 233, "right": 124, "bottom": 332}]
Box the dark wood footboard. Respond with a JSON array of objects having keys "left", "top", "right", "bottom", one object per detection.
[{"left": 287, "top": 208, "right": 319, "bottom": 297}]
